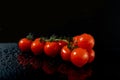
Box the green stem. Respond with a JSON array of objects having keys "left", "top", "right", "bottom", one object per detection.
[
  {"left": 49, "top": 34, "right": 57, "bottom": 42},
  {"left": 26, "top": 33, "right": 33, "bottom": 40}
]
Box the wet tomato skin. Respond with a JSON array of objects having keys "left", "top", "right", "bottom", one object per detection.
[
  {"left": 58, "top": 40, "right": 68, "bottom": 49},
  {"left": 61, "top": 46, "right": 71, "bottom": 61},
  {"left": 71, "top": 48, "right": 89, "bottom": 67},
  {"left": 73, "top": 35, "right": 80, "bottom": 46},
  {"left": 87, "top": 49, "right": 95, "bottom": 63},
  {"left": 44, "top": 41, "right": 60, "bottom": 57},
  {"left": 31, "top": 38, "right": 45, "bottom": 55},
  {"left": 77, "top": 33, "right": 95, "bottom": 50},
  {"left": 18, "top": 38, "right": 32, "bottom": 52}
]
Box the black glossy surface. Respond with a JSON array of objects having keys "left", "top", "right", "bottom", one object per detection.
[
  {"left": 0, "top": 43, "right": 97, "bottom": 80},
  {"left": 0, "top": 43, "right": 118, "bottom": 79}
]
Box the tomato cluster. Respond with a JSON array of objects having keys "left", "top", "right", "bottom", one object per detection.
[{"left": 18, "top": 33, "right": 95, "bottom": 68}]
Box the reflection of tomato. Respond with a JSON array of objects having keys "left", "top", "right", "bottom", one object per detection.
[
  {"left": 71, "top": 48, "right": 89, "bottom": 67},
  {"left": 68, "top": 67, "right": 92, "bottom": 80},
  {"left": 61, "top": 46, "right": 71, "bottom": 61},
  {"left": 87, "top": 49, "right": 95, "bottom": 63},
  {"left": 77, "top": 33, "right": 95, "bottom": 50},
  {"left": 42, "top": 60, "right": 57, "bottom": 74},
  {"left": 17, "top": 54, "right": 25, "bottom": 62},
  {"left": 58, "top": 40, "right": 68, "bottom": 49},
  {"left": 68, "top": 69, "right": 84, "bottom": 80},
  {"left": 18, "top": 53, "right": 42, "bottom": 70},
  {"left": 31, "top": 38, "right": 45, "bottom": 55},
  {"left": 18, "top": 38, "right": 32, "bottom": 52},
  {"left": 17, "top": 54, "right": 29, "bottom": 67},
  {"left": 29, "top": 57, "right": 42, "bottom": 70},
  {"left": 57, "top": 63, "right": 69, "bottom": 75},
  {"left": 44, "top": 41, "right": 60, "bottom": 57}
]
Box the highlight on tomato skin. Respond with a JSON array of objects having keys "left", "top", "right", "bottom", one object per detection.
[
  {"left": 77, "top": 33, "right": 95, "bottom": 50},
  {"left": 71, "top": 48, "right": 89, "bottom": 68},
  {"left": 61, "top": 45, "right": 71, "bottom": 61},
  {"left": 58, "top": 40, "right": 68, "bottom": 49},
  {"left": 44, "top": 41, "right": 60, "bottom": 57},
  {"left": 18, "top": 33, "right": 33, "bottom": 52},
  {"left": 18, "top": 38, "right": 33, "bottom": 52},
  {"left": 31, "top": 38, "right": 45, "bottom": 55}
]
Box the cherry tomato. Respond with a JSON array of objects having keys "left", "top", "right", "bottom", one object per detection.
[
  {"left": 31, "top": 38, "right": 45, "bottom": 55},
  {"left": 58, "top": 40, "right": 68, "bottom": 49},
  {"left": 87, "top": 49, "right": 95, "bottom": 63},
  {"left": 71, "top": 48, "right": 89, "bottom": 67},
  {"left": 73, "top": 35, "right": 80, "bottom": 46},
  {"left": 77, "top": 33, "right": 95, "bottom": 50},
  {"left": 44, "top": 41, "right": 60, "bottom": 57},
  {"left": 61, "top": 45, "right": 71, "bottom": 61},
  {"left": 18, "top": 38, "right": 32, "bottom": 52}
]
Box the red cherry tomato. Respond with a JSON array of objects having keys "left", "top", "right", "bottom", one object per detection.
[
  {"left": 87, "top": 49, "right": 95, "bottom": 63},
  {"left": 73, "top": 35, "right": 80, "bottom": 46},
  {"left": 18, "top": 38, "right": 32, "bottom": 52},
  {"left": 58, "top": 40, "right": 68, "bottom": 49},
  {"left": 31, "top": 38, "right": 45, "bottom": 55},
  {"left": 44, "top": 41, "right": 60, "bottom": 57},
  {"left": 71, "top": 48, "right": 89, "bottom": 67},
  {"left": 77, "top": 33, "right": 95, "bottom": 50},
  {"left": 61, "top": 46, "right": 71, "bottom": 61}
]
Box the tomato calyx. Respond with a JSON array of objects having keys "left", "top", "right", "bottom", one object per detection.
[
  {"left": 66, "top": 41, "right": 79, "bottom": 51},
  {"left": 26, "top": 33, "right": 33, "bottom": 40},
  {"left": 66, "top": 37, "right": 72, "bottom": 42},
  {"left": 39, "top": 37, "right": 46, "bottom": 43},
  {"left": 66, "top": 41, "right": 75, "bottom": 51},
  {"left": 67, "top": 42, "right": 72, "bottom": 49},
  {"left": 49, "top": 35, "right": 57, "bottom": 42},
  {"left": 55, "top": 36, "right": 68, "bottom": 43}
]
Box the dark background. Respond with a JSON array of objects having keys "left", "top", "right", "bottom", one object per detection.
[
  {"left": 0, "top": 1, "right": 104, "bottom": 42},
  {"left": 0, "top": 0, "right": 118, "bottom": 79}
]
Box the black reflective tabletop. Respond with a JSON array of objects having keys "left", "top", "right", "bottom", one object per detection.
[
  {"left": 0, "top": 43, "right": 118, "bottom": 80},
  {"left": 0, "top": 43, "right": 98, "bottom": 80}
]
